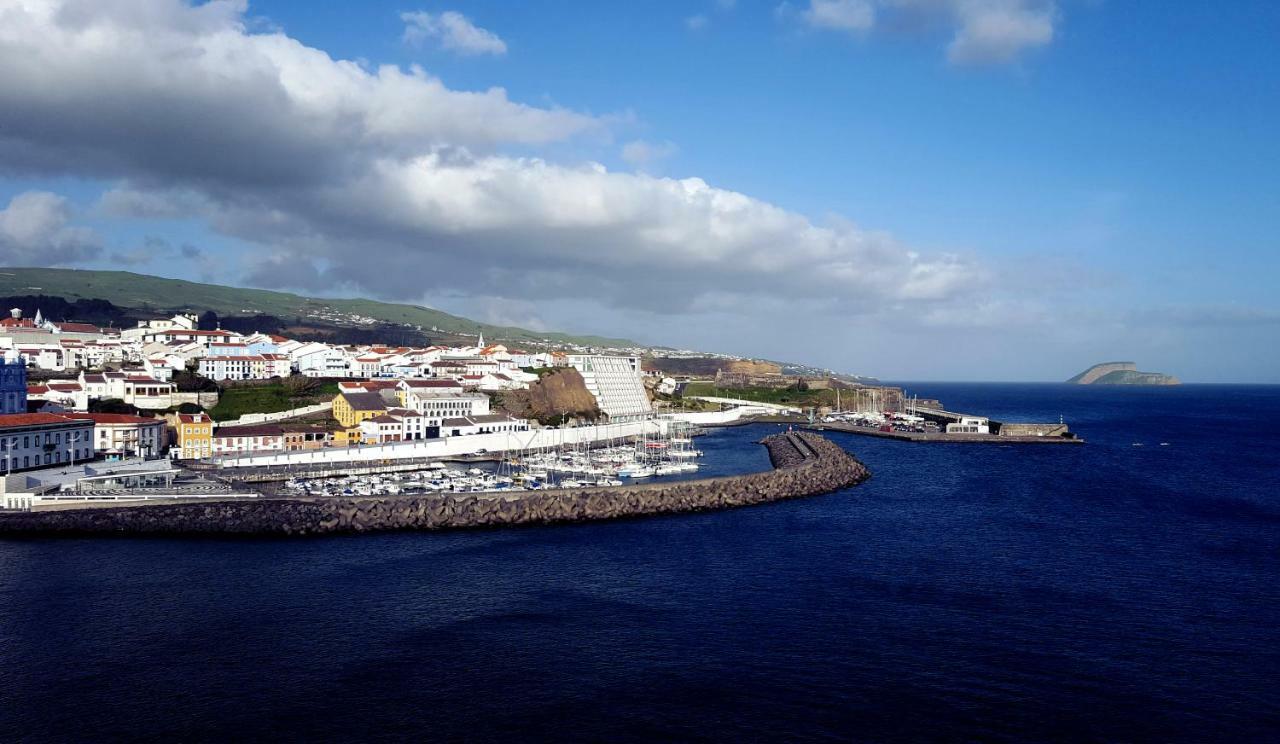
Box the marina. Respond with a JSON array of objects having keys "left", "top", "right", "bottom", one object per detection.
[{"left": 271, "top": 426, "right": 707, "bottom": 497}]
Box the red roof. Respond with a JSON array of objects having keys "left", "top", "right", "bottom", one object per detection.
[
  {"left": 56, "top": 322, "right": 100, "bottom": 333},
  {"left": 339, "top": 380, "right": 398, "bottom": 391},
  {"left": 76, "top": 413, "right": 163, "bottom": 425},
  {"left": 0, "top": 413, "right": 91, "bottom": 427},
  {"left": 178, "top": 413, "right": 210, "bottom": 424},
  {"left": 214, "top": 424, "right": 283, "bottom": 438}
]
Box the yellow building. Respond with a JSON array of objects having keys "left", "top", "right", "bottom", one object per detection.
[
  {"left": 332, "top": 391, "right": 387, "bottom": 429},
  {"left": 176, "top": 412, "right": 214, "bottom": 460}
]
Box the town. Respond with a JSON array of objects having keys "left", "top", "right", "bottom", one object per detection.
[
  {"left": 0, "top": 306, "right": 668, "bottom": 500},
  {"left": 0, "top": 305, "right": 1075, "bottom": 511}
]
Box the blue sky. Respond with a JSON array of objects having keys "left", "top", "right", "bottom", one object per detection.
[{"left": 0, "top": 0, "right": 1277, "bottom": 381}]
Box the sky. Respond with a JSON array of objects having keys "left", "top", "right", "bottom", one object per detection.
[{"left": 0, "top": 0, "right": 1277, "bottom": 382}]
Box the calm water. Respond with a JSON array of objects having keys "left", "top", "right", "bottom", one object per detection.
[{"left": 2, "top": 384, "right": 1278, "bottom": 742}]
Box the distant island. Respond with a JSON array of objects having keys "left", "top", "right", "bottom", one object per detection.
[{"left": 1067, "top": 362, "right": 1180, "bottom": 386}]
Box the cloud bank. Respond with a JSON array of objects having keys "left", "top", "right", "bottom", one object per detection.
[
  {"left": 0, "top": 191, "right": 102, "bottom": 266},
  {"left": 0, "top": 0, "right": 981, "bottom": 327}
]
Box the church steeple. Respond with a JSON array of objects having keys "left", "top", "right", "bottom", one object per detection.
[{"left": 478, "top": 332, "right": 484, "bottom": 349}]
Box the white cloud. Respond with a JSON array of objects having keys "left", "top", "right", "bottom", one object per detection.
[
  {"left": 946, "top": 0, "right": 1055, "bottom": 65},
  {"left": 0, "top": 191, "right": 102, "bottom": 266},
  {"left": 798, "top": 0, "right": 1057, "bottom": 64},
  {"left": 401, "top": 10, "right": 507, "bottom": 56},
  {"left": 620, "top": 139, "right": 679, "bottom": 169},
  {"left": 0, "top": 0, "right": 984, "bottom": 324},
  {"left": 685, "top": 14, "right": 709, "bottom": 30},
  {"left": 803, "top": 0, "right": 876, "bottom": 32}
]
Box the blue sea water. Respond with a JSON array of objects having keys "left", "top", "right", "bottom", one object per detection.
[{"left": 1, "top": 384, "right": 1278, "bottom": 742}]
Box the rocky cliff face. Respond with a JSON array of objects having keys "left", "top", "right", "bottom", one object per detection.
[
  {"left": 0, "top": 433, "right": 869, "bottom": 537},
  {"left": 498, "top": 368, "right": 601, "bottom": 424}
]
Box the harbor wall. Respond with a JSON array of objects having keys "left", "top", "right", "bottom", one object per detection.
[
  {"left": 207, "top": 419, "right": 670, "bottom": 469},
  {"left": 0, "top": 433, "right": 869, "bottom": 536}
]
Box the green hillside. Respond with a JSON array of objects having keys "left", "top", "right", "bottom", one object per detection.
[
  {"left": 1068, "top": 361, "right": 1179, "bottom": 385},
  {"left": 1093, "top": 370, "right": 1181, "bottom": 385},
  {"left": 0, "top": 267, "right": 637, "bottom": 348}
]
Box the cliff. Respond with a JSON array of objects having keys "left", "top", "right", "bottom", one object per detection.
[
  {"left": 1068, "top": 362, "right": 1179, "bottom": 385},
  {"left": 497, "top": 368, "right": 601, "bottom": 425}
]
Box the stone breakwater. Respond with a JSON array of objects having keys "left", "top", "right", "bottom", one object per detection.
[{"left": 0, "top": 433, "right": 869, "bottom": 537}]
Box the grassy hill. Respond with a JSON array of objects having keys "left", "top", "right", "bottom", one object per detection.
[{"left": 0, "top": 267, "right": 637, "bottom": 348}]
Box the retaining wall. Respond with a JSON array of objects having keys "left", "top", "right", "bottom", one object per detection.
[{"left": 0, "top": 433, "right": 868, "bottom": 537}]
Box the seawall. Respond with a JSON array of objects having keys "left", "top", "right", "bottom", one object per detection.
[{"left": 0, "top": 433, "right": 869, "bottom": 537}]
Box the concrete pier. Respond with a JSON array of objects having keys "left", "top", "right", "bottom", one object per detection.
[{"left": 808, "top": 422, "right": 1083, "bottom": 444}]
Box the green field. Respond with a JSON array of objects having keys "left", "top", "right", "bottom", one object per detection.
[
  {"left": 207, "top": 381, "right": 340, "bottom": 422},
  {"left": 681, "top": 382, "right": 838, "bottom": 408},
  {"left": 0, "top": 267, "right": 638, "bottom": 348}
]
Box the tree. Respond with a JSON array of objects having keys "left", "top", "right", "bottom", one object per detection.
[
  {"left": 198, "top": 310, "right": 219, "bottom": 330},
  {"left": 90, "top": 398, "right": 135, "bottom": 414},
  {"left": 283, "top": 374, "right": 321, "bottom": 401}
]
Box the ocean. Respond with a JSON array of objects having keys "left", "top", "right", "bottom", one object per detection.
[{"left": 1, "top": 384, "right": 1278, "bottom": 741}]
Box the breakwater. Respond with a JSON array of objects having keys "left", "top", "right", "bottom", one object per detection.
[{"left": 0, "top": 433, "right": 868, "bottom": 537}]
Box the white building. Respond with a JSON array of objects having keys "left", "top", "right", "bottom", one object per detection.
[
  {"left": 401, "top": 389, "right": 490, "bottom": 421},
  {"left": 212, "top": 425, "right": 285, "bottom": 455},
  {"left": 358, "top": 414, "right": 405, "bottom": 444},
  {"left": 292, "top": 343, "right": 349, "bottom": 378},
  {"left": 0, "top": 413, "right": 95, "bottom": 472},
  {"left": 946, "top": 416, "right": 991, "bottom": 435},
  {"left": 566, "top": 355, "right": 652, "bottom": 422},
  {"left": 79, "top": 413, "right": 168, "bottom": 459},
  {"left": 197, "top": 354, "right": 290, "bottom": 381},
  {"left": 440, "top": 413, "right": 530, "bottom": 437}
]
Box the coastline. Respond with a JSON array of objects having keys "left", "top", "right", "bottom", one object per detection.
[{"left": 0, "top": 432, "right": 869, "bottom": 537}]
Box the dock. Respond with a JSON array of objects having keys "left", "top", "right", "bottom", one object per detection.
[{"left": 807, "top": 422, "right": 1083, "bottom": 444}]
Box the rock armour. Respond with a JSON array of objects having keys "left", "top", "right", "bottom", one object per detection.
[{"left": 0, "top": 433, "right": 869, "bottom": 536}]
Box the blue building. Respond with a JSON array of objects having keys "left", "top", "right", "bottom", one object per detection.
[{"left": 0, "top": 351, "right": 27, "bottom": 415}]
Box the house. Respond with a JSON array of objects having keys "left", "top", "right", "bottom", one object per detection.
[
  {"left": 197, "top": 354, "right": 291, "bottom": 381},
  {"left": 395, "top": 378, "right": 462, "bottom": 405},
  {"left": 212, "top": 424, "right": 285, "bottom": 455},
  {"left": 77, "top": 413, "right": 167, "bottom": 459},
  {"left": 283, "top": 428, "right": 334, "bottom": 451},
  {"left": 358, "top": 414, "right": 404, "bottom": 444},
  {"left": 440, "top": 413, "right": 530, "bottom": 438},
  {"left": 122, "top": 376, "right": 177, "bottom": 409},
  {"left": 332, "top": 391, "right": 388, "bottom": 428},
  {"left": 175, "top": 412, "right": 215, "bottom": 460},
  {"left": 292, "top": 343, "right": 349, "bottom": 378},
  {"left": 388, "top": 408, "right": 428, "bottom": 440},
  {"left": 0, "top": 413, "right": 95, "bottom": 472},
  {"left": 400, "top": 389, "right": 490, "bottom": 422},
  {"left": 28, "top": 381, "right": 89, "bottom": 411}
]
